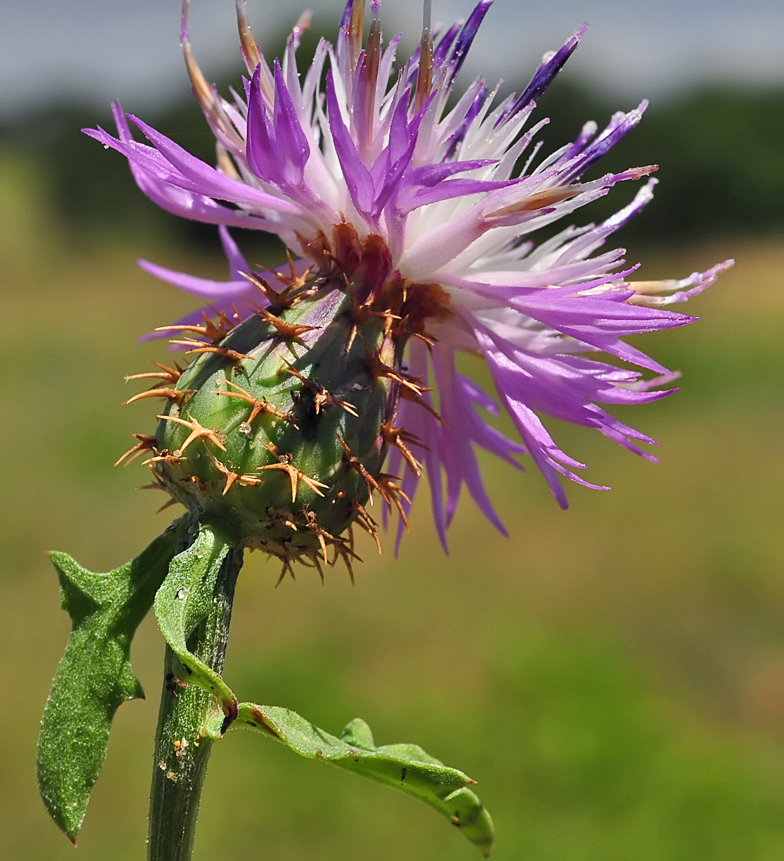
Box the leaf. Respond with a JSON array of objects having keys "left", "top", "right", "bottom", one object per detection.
[
  {"left": 37, "top": 518, "right": 186, "bottom": 840},
  {"left": 227, "top": 704, "right": 495, "bottom": 856},
  {"left": 153, "top": 521, "right": 237, "bottom": 726}
]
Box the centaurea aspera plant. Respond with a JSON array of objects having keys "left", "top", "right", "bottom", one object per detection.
[{"left": 37, "top": 1, "right": 731, "bottom": 858}]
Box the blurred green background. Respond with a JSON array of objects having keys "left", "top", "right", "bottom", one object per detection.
[{"left": 2, "top": 48, "right": 784, "bottom": 861}]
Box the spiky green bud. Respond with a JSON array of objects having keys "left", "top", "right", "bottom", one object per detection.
[{"left": 149, "top": 284, "right": 400, "bottom": 571}]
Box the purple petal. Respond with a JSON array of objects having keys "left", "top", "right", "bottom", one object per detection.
[
  {"left": 371, "top": 92, "right": 420, "bottom": 217},
  {"left": 502, "top": 24, "right": 586, "bottom": 123},
  {"left": 444, "top": 0, "right": 495, "bottom": 87},
  {"left": 477, "top": 331, "right": 614, "bottom": 507},
  {"left": 432, "top": 21, "right": 462, "bottom": 69},
  {"left": 506, "top": 287, "right": 693, "bottom": 374},
  {"left": 443, "top": 83, "right": 488, "bottom": 158},
  {"left": 126, "top": 114, "right": 305, "bottom": 217},
  {"left": 85, "top": 107, "right": 285, "bottom": 233},
  {"left": 272, "top": 60, "right": 311, "bottom": 186},
  {"left": 457, "top": 372, "right": 527, "bottom": 465},
  {"left": 396, "top": 176, "right": 516, "bottom": 215},
  {"left": 559, "top": 120, "right": 599, "bottom": 164},
  {"left": 138, "top": 260, "right": 252, "bottom": 300},
  {"left": 218, "top": 225, "right": 249, "bottom": 280},
  {"left": 246, "top": 66, "right": 280, "bottom": 183},
  {"left": 432, "top": 345, "right": 510, "bottom": 534},
  {"left": 475, "top": 322, "right": 673, "bottom": 484},
  {"left": 407, "top": 341, "right": 449, "bottom": 552},
  {"left": 561, "top": 103, "right": 648, "bottom": 182},
  {"left": 325, "top": 70, "right": 376, "bottom": 219},
  {"left": 339, "top": 0, "right": 353, "bottom": 30}
]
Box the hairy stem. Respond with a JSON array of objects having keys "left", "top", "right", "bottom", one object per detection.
[{"left": 147, "top": 536, "right": 243, "bottom": 861}]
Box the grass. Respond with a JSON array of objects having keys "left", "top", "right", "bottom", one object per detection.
[{"left": 2, "top": 156, "right": 784, "bottom": 860}]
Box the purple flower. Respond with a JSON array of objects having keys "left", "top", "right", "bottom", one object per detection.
[{"left": 89, "top": 0, "right": 731, "bottom": 549}]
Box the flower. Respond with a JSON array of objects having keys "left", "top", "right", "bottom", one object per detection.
[{"left": 89, "top": 0, "right": 731, "bottom": 551}]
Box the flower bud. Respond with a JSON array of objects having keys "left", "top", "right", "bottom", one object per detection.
[{"left": 149, "top": 275, "right": 401, "bottom": 572}]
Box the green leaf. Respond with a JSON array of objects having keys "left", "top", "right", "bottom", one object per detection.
[
  {"left": 153, "top": 521, "right": 238, "bottom": 727},
  {"left": 37, "top": 518, "right": 187, "bottom": 840},
  {"left": 228, "top": 704, "right": 495, "bottom": 856}
]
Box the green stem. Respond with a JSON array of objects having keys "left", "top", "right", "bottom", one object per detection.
[{"left": 147, "top": 537, "right": 244, "bottom": 861}]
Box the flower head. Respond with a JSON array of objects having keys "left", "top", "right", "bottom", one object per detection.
[{"left": 92, "top": 0, "right": 731, "bottom": 552}]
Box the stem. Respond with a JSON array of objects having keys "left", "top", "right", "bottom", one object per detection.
[{"left": 147, "top": 539, "right": 244, "bottom": 861}]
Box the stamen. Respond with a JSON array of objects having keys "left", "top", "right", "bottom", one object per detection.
[
  {"left": 348, "top": 0, "right": 366, "bottom": 73},
  {"left": 415, "top": 0, "right": 434, "bottom": 112},
  {"left": 291, "top": 10, "right": 312, "bottom": 46},
  {"left": 181, "top": 1, "right": 218, "bottom": 119},
  {"left": 181, "top": 1, "right": 246, "bottom": 149},
  {"left": 363, "top": 12, "right": 382, "bottom": 144},
  {"left": 216, "top": 142, "right": 240, "bottom": 180},
  {"left": 486, "top": 184, "right": 586, "bottom": 218},
  {"left": 235, "top": 0, "right": 261, "bottom": 70},
  {"left": 235, "top": 0, "right": 275, "bottom": 103}
]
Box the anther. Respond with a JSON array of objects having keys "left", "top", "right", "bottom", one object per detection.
[
  {"left": 486, "top": 184, "right": 586, "bottom": 219},
  {"left": 182, "top": 1, "right": 244, "bottom": 149},
  {"left": 235, "top": 0, "right": 275, "bottom": 102},
  {"left": 415, "top": 0, "right": 434, "bottom": 112},
  {"left": 348, "top": 0, "right": 366, "bottom": 73},
  {"left": 363, "top": 8, "right": 382, "bottom": 146}
]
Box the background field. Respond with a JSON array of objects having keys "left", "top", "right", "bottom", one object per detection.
[{"left": 2, "top": 80, "right": 784, "bottom": 860}]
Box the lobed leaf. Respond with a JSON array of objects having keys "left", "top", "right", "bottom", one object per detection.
[
  {"left": 153, "top": 521, "right": 238, "bottom": 726},
  {"left": 225, "top": 704, "right": 495, "bottom": 856},
  {"left": 37, "top": 518, "right": 186, "bottom": 840}
]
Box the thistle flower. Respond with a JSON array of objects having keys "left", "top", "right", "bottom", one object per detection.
[{"left": 90, "top": 0, "right": 730, "bottom": 555}]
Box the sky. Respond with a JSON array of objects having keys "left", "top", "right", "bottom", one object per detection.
[{"left": 2, "top": 0, "right": 784, "bottom": 117}]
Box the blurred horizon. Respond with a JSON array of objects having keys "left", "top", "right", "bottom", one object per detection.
[{"left": 3, "top": 0, "right": 784, "bottom": 119}]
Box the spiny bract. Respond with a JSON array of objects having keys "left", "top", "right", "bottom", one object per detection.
[{"left": 122, "top": 224, "right": 428, "bottom": 575}]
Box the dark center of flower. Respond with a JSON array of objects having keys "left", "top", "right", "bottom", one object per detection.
[{"left": 299, "top": 221, "right": 452, "bottom": 344}]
